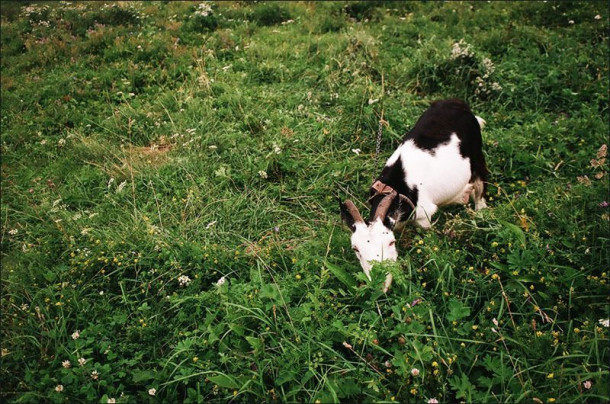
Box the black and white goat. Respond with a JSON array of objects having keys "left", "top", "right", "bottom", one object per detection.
[{"left": 340, "top": 99, "right": 489, "bottom": 291}]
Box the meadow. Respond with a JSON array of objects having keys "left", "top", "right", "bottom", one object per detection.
[{"left": 1, "top": 1, "right": 608, "bottom": 403}]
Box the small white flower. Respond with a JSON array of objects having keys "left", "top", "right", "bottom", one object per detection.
[
  {"left": 71, "top": 330, "right": 80, "bottom": 340},
  {"left": 368, "top": 98, "right": 379, "bottom": 105},
  {"left": 40, "top": 139, "right": 47, "bottom": 145},
  {"left": 568, "top": 19, "right": 574, "bottom": 24},
  {"left": 194, "top": 2, "right": 212, "bottom": 17},
  {"left": 178, "top": 275, "right": 192, "bottom": 287},
  {"left": 583, "top": 380, "right": 592, "bottom": 389},
  {"left": 273, "top": 144, "right": 282, "bottom": 154},
  {"left": 55, "top": 384, "right": 64, "bottom": 393},
  {"left": 62, "top": 360, "right": 71, "bottom": 369},
  {"left": 451, "top": 39, "right": 474, "bottom": 60},
  {"left": 594, "top": 14, "right": 601, "bottom": 20},
  {"left": 107, "top": 398, "right": 116, "bottom": 404},
  {"left": 351, "top": 148, "right": 361, "bottom": 155},
  {"left": 58, "top": 138, "right": 66, "bottom": 147},
  {"left": 91, "top": 370, "right": 99, "bottom": 380},
  {"left": 208, "top": 145, "right": 217, "bottom": 150},
  {"left": 411, "top": 368, "right": 420, "bottom": 376},
  {"left": 492, "top": 318, "right": 499, "bottom": 327},
  {"left": 148, "top": 388, "right": 157, "bottom": 396},
  {"left": 258, "top": 170, "right": 268, "bottom": 179},
  {"left": 9, "top": 229, "right": 18, "bottom": 235},
  {"left": 116, "top": 180, "right": 127, "bottom": 194},
  {"left": 599, "top": 318, "right": 610, "bottom": 328},
  {"left": 427, "top": 399, "right": 439, "bottom": 404},
  {"left": 78, "top": 357, "right": 87, "bottom": 366},
  {"left": 217, "top": 276, "right": 226, "bottom": 286}
]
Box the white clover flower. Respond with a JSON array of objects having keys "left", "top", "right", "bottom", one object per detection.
[
  {"left": 258, "top": 170, "right": 268, "bottom": 179},
  {"left": 194, "top": 2, "right": 213, "bottom": 17},
  {"left": 71, "top": 330, "right": 80, "bottom": 340},
  {"left": 148, "top": 388, "right": 157, "bottom": 396},
  {"left": 91, "top": 370, "right": 99, "bottom": 380},
  {"left": 583, "top": 380, "right": 592, "bottom": 389},
  {"left": 55, "top": 384, "right": 64, "bottom": 393},
  {"left": 481, "top": 57, "right": 495, "bottom": 75},
  {"left": 599, "top": 318, "right": 610, "bottom": 328},
  {"left": 78, "top": 357, "right": 87, "bottom": 367},
  {"left": 9, "top": 229, "right": 18, "bottom": 235},
  {"left": 594, "top": 14, "right": 601, "bottom": 20},
  {"left": 216, "top": 276, "right": 226, "bottom": 286},
  {"left": 351, "top": 148, "right": 361, "bottom": 155},
  {"left": 568, "top": 20, "right": 574, "bottom": 24},
  {"left": 178, "top": 275, "right": 192, "bottom": 287},
  {"left": 273, "top": 144, "right": 282, "bottom": 154},
  {"left": 116, "top": 180, "right": 127, "bottom": 194},
  {"left": 62, "top": 360, "right": 71, "bottom": 369},
  {"left": 428, "top": 399, "right": 439, "bottom": 404},
  {"left": 107, "top": 398, "right": 116, "bottom": 404},
  {"left": 450, "top": 39, "right": 474, "bottom": 60},
  {"left": 491, "top": 82, "right": 503, "bottom": 91},
  {"left": 411, "top": 368, "right": 420, "bottom": 376}
]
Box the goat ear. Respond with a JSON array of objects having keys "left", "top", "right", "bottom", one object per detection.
[{"left": 339, "top": 199, "right": 363, "bottom": 232}]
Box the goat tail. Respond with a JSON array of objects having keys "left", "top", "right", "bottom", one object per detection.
[{"left": 475, "top": 116, "right": 486, "bottom": 131}]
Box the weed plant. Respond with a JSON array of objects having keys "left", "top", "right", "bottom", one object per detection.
[{"left": 1, "top": 1, "right": 608, "bottom": 403}]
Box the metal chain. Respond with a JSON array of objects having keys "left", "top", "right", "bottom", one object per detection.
[
  {"left": 373, "top": 72, "right": 386, "bottom": 180},
  {"left": 373, "top": 111, "right": 386, "bottom": 180}
]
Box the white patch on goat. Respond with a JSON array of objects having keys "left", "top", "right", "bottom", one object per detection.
[
  {"left": 389, "top": 133, "right": 472, "bottom": 227},
  {"left": 351, "top": 219, "right": 398, "bottom": 282}
]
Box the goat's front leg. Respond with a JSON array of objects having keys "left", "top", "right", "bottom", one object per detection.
[{"left": 415, "top": 203, "right": 438, "bottom": 229}]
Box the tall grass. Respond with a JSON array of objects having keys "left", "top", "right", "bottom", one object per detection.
[{"left": 1, "top": 1, "right": 608, "bottom": 402}]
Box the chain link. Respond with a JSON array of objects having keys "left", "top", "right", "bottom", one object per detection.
[
  {"left": 373, "top": 72, "right": 386, "bottom": 181},
  {"left": 373, "top": 112, "right": 386, "bottom": 180}
]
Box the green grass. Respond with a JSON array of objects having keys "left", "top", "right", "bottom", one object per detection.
[{"left": 1, "top": 1, "right": 608, "bottom": 403}]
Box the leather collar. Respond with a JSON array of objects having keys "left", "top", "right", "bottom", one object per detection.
[{"left": 370, "top": 180, "right": 396, "bottom": 196}]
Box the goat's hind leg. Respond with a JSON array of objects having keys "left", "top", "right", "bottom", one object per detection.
[{"left": 471, "top": 178, "right": 487, "bottom": 210}]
